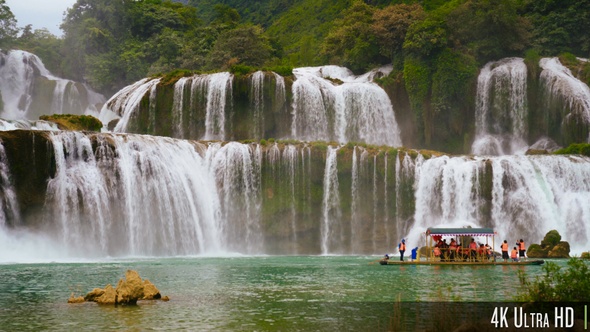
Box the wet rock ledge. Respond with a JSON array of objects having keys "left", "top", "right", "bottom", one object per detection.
[{"left": 68, "top": 270, "right": 170, "bottom": 305}]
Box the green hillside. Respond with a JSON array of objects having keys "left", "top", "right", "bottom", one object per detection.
[{"left": 2, "top": 0, "right": 588, "bottom": 98}]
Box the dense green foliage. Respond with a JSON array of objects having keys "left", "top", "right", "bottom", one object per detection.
[
  {"left": 554, "top": 143, "right": 590, "bottom": 157},
  {"left": 0, "top": 0, "right": 17, "bottom": 48},
  {"left": 516, "top": 258, "right": 590, "bottom": 302},
  {"left": 1, "top": 0, "right": 588, "bottom": 125}
]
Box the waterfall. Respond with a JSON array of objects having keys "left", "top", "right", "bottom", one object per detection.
[
  {"left": 206, "top": 142, "right": 262, "bottom": 254},
  {"left": 540, "top": 57, "right": 590, "bottom": 143},
  {"left": 273, "top": 72, "right": 286, "bottom": 112},
  {"left": 406, "top": 154, "right": 590, "bottom": 253},
  {"left": 108, "top": 78, "right": 161, "bottom": 132},
  {"left": 171, "top": 77, "right": 191, "bottom": 138},
  {"left": 100, "top": 65, "right": 402, "bottom": 146},
  {"left": 291, "top": 66, "right": 402, "bottom": 146},
  {"left": 0, "top": 130, "right": 588, "bottom": 259},
  {"left": 43, "top": 132, "right": 223, "bottom": 257},
  {"left": 0, "top": 142, "right": 19, "bottom": 226},
  {"left": 202, "top": 73, "right": 233, "bottom": 140},
  {"left": 104, "top": 72, "right": 233, "bottom": 140},
  {"left": 250, "top": 71, "right": 265, "bottom": 138},
  {"left": 0, "top": 50, "right": 105, "bottom": 120},
  {"left": 350, "top": 147, "right": 360, "bottom": 252},
  {"left": 321, "top": 146, "right": 341, "bottom": 254},
  {"left": 471, "top": 58, "right": 528, "bottom": 155},
  {"left": 283, "top": 144, "right": 299, "bottom": 251}
]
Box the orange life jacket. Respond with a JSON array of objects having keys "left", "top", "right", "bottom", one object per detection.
[
  {"left": 511, "top": 249, "right": 518, "bottom": 259},
  {"left": 501, "top": 243, "right": 508, "bottom": 251},
  {"left": 400, "top": 243, "right": 406, "bottom": 251},
  {"left": 519, "top": 241, "right": 525, "bottom": 250}
]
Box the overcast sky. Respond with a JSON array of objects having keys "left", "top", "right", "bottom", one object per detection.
[{"left": 5, "top": 0, "right": 77, "bottom": 37}]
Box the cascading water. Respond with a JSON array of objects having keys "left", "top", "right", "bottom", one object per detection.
[
  {"left": 0, "top": 130, "right": 588, "bottom": 260},
  {"left": 291, "top": 66, "right": 402, "bottom": 146},
  {"left": 107, "top": 78, "right": 161, "bottom": 133},
  {"left": 0, "top": 142, "right": 19, "bottom": 225},
  {"left": 44, "top": 132, "right": 223, "bottom": 257},
  {"left": 471, "top": 58, "right": 529, "bottom": 155},
  {"left": 250, "top": 71, "right": 265, "bottom": 139},
  {"left": 321, "top": 146, "right": 341, "bottom": 255},
  {"left": 100, "top": 65, "right": 402, "bottom": 146},
  {"left": 104, "top": 73, "right": 234, "bottom": 140},
  {"left": 206, "top": 141, "right": 263, "bottom": 254},
  {"left": 0, "top": 50, "right": 105, "bottom": 120},
  {"left": 201, "top": 72, "right": 234, "bottom": 140},
  {"left": 540, "top": 57, "right": 590, "bottom": 143},
  {"left": 406, "top": 154, "right": 590, "bottom": 253}
]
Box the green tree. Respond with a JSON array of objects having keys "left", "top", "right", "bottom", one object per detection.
[
  {"left": 517, "top": 258, "right": 590, "bottom": 302},
  {"left": 208, "top": 24, "right": 274, "bottom": 69},
  {"left": 16, "top": 27, "right": 64, "bottom": 76},
  {"left": 0, "top": 0, "right": 18, "bottom": 48},
  {"left": 61, "top": 0, "right": 204, "bottom": 94},
  {"left": 446, "top": 0, "right": 531, "bottom": 63},
  {"left": 321, "top": 0, "right": 385, "bottom": 73},
  {"left": 524, "top": 0, "right": 590, "bottom": 56},
  {"left": 372, "top": 3, "right": 425, "bottom": 69}
]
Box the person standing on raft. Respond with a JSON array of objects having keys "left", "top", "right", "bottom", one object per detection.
[
  {"left": 518, "top": 239, "right": 526, "bottom": 261},
  {"left": 501, "top": 240, "right": 509, "bottom": 262},
  {"left": 398, "top": 239, "right": 406, "bottom": 261}
]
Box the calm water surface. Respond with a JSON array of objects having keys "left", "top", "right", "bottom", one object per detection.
[{"left": 0, "top": 256, "right": 553, "bottom": 331}]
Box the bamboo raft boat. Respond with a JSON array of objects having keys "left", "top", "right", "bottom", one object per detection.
[{"left": 380, "top": 227, "right": 544, "bottom": 266}]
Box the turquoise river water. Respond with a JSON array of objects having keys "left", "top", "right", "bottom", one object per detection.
[{"left": 0, "top": 256, "right": 560, "bottom": 331}]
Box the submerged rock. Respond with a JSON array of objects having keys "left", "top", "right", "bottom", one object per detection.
[
  {"left": 67, "top": 293, "right": 85, "bottom": 304},
  {"left": 72, "top": 270, "right": 168, "bottom": 305}
]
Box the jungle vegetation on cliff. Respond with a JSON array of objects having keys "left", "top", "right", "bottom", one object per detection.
[{"left": 0, "top": 0, "right": 588, "bottom": 95}]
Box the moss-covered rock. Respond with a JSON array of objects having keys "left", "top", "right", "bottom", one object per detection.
[
  {"left": 548, "top": 241, "right": 571, "bottom": 258},
  {"left": 528, "top": 230, "right": 570, "bottom": 258},
  {"left": 525, "top": 149, "right": 549, "bottom": 155},
  {"left": 581, "top": 252, "right": 590, "bottom": 259},
  {"left": 526, "top": 243, "right": 548, "bottom": 258},
  {"left": 541, "top": 230, "right": 561, "bottom": 248},
  {"left": 39, "top": 114, "right": 103, "bottom": 131}
]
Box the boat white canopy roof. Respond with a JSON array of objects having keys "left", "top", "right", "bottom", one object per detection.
[{"left": 426, "top": 227, "right": 495, "bottom": 237}]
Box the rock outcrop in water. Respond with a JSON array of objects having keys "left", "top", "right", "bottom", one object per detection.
[
  {"left": 527, "top": 230, "right": 571, "bottom": 258},
  {"left": 69, "top": 270, "right": 167, "bottom": 305}
]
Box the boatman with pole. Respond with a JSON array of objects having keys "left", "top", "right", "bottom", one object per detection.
[{"left": 398, "top": 239, "right": 406, "bottom": 261}]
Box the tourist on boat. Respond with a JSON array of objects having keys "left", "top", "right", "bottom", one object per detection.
[
  {"left": 469, "top": 238, "right": 478, "bottom": 260},
  {"left": 478, "top": 243, "right": 487, "bottom": 261},
  {"left": 449, "top": 239, "right": 457, "bottom": 261},
  {"left": 398, "top": 239, "right": 406, "bottom": 261},
  {"left": 501, "top": 240, "right": 509, "bottom": 262},
  {"left": 518, "top": 239, "right": 526, "bottom": 261},
  {"left": 433, "top": 246, "right": 441, "bottom": 258},
  {"left": 485, "top": 244, "right": 493, "bottom": 260},
  {"left": 511, "top": 247, "right": 519, "bottom": 262}
]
